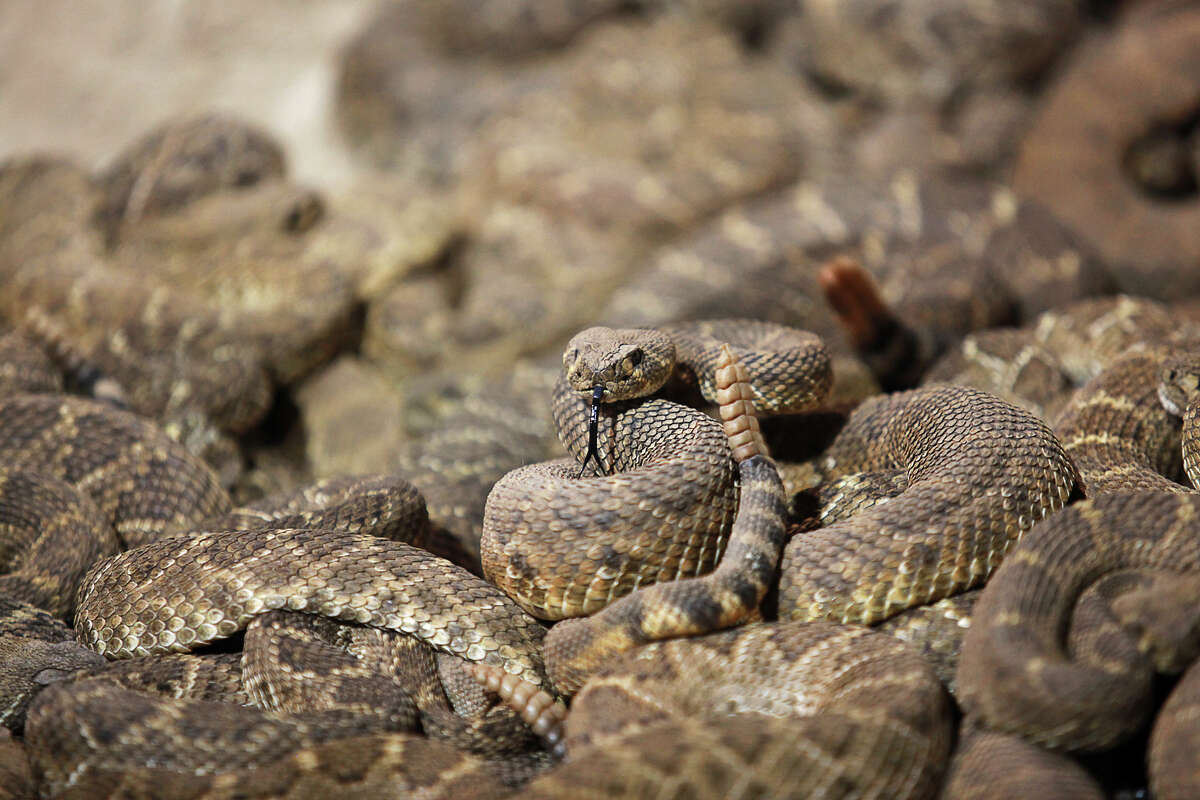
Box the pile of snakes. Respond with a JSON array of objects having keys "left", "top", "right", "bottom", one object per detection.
[{"left": 3, "top": 1, "right": 1200, "bottom": 798}]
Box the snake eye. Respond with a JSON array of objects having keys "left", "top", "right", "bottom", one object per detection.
[
  {"left": 1165, "top": 368, "right": 1178, "bottom": 382},
  {"left": 282, "top": 194, "right": 323, "bottom": 233},
  {"left": 234, "top": 169, "right": 260, "bottom": 187},
  {"left": 628, "top": 349, "right": 644, "bottom": 368}
]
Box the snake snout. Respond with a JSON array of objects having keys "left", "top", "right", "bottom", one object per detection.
[
  {"left": 1157, "top": 353, "right": 1200, "bottom": 417},
  {"left": 564, "top": 362, "right": 604, "bottom": 396}
]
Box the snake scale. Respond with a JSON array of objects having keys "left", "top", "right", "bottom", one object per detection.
[
  {"left": 6, "top": 0, "right": 1200, "bottom": 797},
  {"left": 520, "top": 622, "right": 953, "bottom": 799},
  {"left": 779, "top": 383, "right": 1079, "bottom": 624},
  {"left": 4, "top": 246, "right": 1194, "bottom": 794},
  {"left": 483, "top": 320, "right": 829, "bottom": 622}
]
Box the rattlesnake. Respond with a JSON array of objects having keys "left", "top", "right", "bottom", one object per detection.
[
  {"left": 0, "top": 316, "right": 1094, "bottom": 796},
  {"left": 1151, "top": 656, "right": 1200, "bottom": 800},
  {"left": 0, "top": 367, "right": 550, "bottom": 791},
  {"left": 956, "top": 491, "right": 1200, "bottom": 794},
  {"left": 1053, "top": 345, "right": 1196, "bottom": 496},
  {"left": 945, "top": 344, "right": 1200, "bottom": 790},
  {"left": 16, "top": 608, "right": 551, "bottom": 796},
  {"left": 924, "top": 294, "right": 1187, "bottom": 420},
  {"left": 482, "top": 320, "right": 830, "bottom": 622},
  {"left": 1013, "top": 0, "right": 1200, "bottom": 300},
  {"left": 0, "top": 115, "right": 397, "bottom": 490},
  {"left": 24, "top": 682, "right": 512, "bottom": 800},
  {"left": 938, "top": 723, "right": 1106, "bottom": 800},
  {"left": 74, "top": 526, "right": 546, "bottom": 683},
  {"left": 0, "top": 394, "right": 230, "bottom": 560},
  {"left": 6, "top": 5, "right": 1200, "bottom": 797},
  {"left": 924, "top": 295, "right": 1200, "bottom": 495},
  {"left": 519, "top": 622, "right": 953, "bottom": 799},
  {"left": 543, "top": 343, "right": 792, "bottom": 694},
  {"left": 6, "top": 468, "right": 550, "bottom": 796},
  {"left": 480, "top": 323, "right": 819, "bottom": 690},
  {"left": 778, "top": 383, "right": 1079, "bottom": 624}
]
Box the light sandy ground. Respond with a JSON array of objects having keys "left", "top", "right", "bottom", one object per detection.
[{"left": 0, "top": 0, "right": 378, "bottom": 189}]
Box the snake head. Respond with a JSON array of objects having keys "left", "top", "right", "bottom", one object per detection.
[
  {"left": 0, "top": 635, "right": 105, "bottom": 731},
  {"left": 1158, "top": 351, "right": 1200, "bottom": 417},
  {"left": 562, "top": 327, "right": 674, "bottom": 401}
]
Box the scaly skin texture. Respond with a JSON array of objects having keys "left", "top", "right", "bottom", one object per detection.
[
  {"left": 242, "top": 610, "right": 541, "bottom": 761},
  {"left": 483, "top": 320, "right": 829, "bottom": 622},
  {"left": 24, "top": 681, "right": 510, "bottom": 800},
  {"left": 939, "top": 725, "right": 1104, "bottom": 800},
  {"left": 0, "top": 470, "right": 116, "bottom": 619},
  {"left": 1052, "top": 346, "right": 1193, "bottom": 495},
  {"left": 924, "top": 295, "right": 1187, "bottom": 421},
  {"left": 543, "top": 446, "right": 786, "bottom": 695},
  {"left": 0, "top": 394, "right": 230, "bottom": 553},
  {"left": 1186, "top": 400, "right": 1200, "bottom": 490},
  {"left": 526, "top": 623, "right": 953, "bottom": 800},
  {"left": 75, "top": 528, "right": 547, "bottom": 688},
  {"left": 540, "top": 344, "right": 784, "bottom": 695},
  {"left": 1150, "top": 657, "right": 1200, "bottom": 800},
  {"left": 8, "top": 468, "right": 551, "bottom": 795},
  {"left": 779, "top": 384, "right": 1078, "bottom": 624},
  {"left": 958, "top": 492, "right": 1200, "bottom": 752},
  {"left": 1158, "top": 348, "right": 1200, "bottom": 490}
]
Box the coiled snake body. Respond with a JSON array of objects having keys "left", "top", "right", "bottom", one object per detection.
[
  {"left": 483, "top": 320, "right": 827, "bottom": 693},
  {"left": 779, "top": 383, "right": 1079, "bottom": 624},
  {"left": 482, "top": 319, "right": 831, "bottom": 622}
]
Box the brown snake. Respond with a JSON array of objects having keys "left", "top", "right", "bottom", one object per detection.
[
  {"left": 778, "top": 383, "right": 1079, "bottom": 625},
  {"left": 4, "top": 462, "right": 550, "bottom": 796},
  {"left": 9, "top": 470, "right": 550, "bottom": 796},
  {"left": 0, "top": 394, "right": 231, "bottom": 556},
  {"left": 1150, "top": 656, "right": 1200, "bottom": 800},
  {"left": 8, "top": 3, "right": 1200, "bottom": 795},
  {"left": 24, "top": 680, "right": 511, "bottom": 800},
  {"left": 479, "top": 621, "right": 953, "bottom": 799},
  {"left": 75, "top": 527, "right": 547, "bottom": 686},
  {"left": 957, "top": 491, "right": 1200, "bottom": 753},
  {"left": 1053, "top": 344, "right": 1197, "bottom": 496},
  {"left": 482, "top": 321, "right": 826, "bottom": 692},
  {"left": 541, "top": 344, "right": 790, "bottom": 694},
  {"left": 482, "top": 319, "right": 830, "bottom": 620},
  {"left": 1013, "top": 1, "right": 1200, "bottom": 299}
]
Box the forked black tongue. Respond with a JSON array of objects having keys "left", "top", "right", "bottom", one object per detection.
[{"left": 577, "top": 385, "right": 607, "bottom": 478}]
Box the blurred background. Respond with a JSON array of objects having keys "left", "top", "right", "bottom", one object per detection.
[
  {"left": 0, "top": 1, "right": 1142, "bottom": 188},
  {"left": 0, "top": 1, "right": 375, "bottom": 188}
]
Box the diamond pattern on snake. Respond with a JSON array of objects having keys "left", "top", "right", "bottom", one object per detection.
[{"left": 4, "top": 1, "right": 1200, "bottom": 798}]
